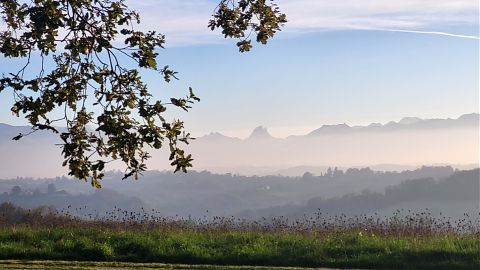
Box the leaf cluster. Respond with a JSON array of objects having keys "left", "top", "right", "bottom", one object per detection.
[{"left": 209, "top": 0, "right": 287, "bottom": 52}]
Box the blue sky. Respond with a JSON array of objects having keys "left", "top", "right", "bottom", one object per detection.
[{"left": 0, "top": 0, "right": 478, "bottom": 137}]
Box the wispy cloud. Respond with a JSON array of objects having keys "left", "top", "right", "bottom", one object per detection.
[
  {"left": 359, "top": 28, "right": 480, "bottom": 40},
  {"left": 125, "top": 0, "right": 219, "bottom": 46},
  {"left": 278, "top": 0, "right": 478, "bottom": 28},
  {"left": 125, "top": 0, "right": 479, "bottom": 45}
]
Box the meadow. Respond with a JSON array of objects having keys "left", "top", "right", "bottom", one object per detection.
[
  {"left": 0, "top": 260, "right": 335, "bottom": 270},
  {"left": 0, "top": 203, "right": 479, "bottom": 270}
]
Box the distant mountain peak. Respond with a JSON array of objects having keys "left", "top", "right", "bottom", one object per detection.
[
  {"left": 322, "top": 123, "right": 350, "bottom": 129},
  {"left": 457, "top": 113, "right": 479, "bottom": 121},
  {"left": 248, "top": 126, "right": 274, "bottom": 139},
  {"left": 308, "top": 123, "right": 351, "bottom": 136},
  {"left": 398, "top": 117, "right": 422, "bottom": 125},
  {"left": 204, "top": 132, "right": 226, "bottom": 138},
  {"left": 200, "top": 132, "right": 238, "bottom": 141}
]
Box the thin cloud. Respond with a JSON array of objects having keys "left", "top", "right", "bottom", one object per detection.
[
  {"left": 278, "top": 0, "right": 478, "bottom": 37},
  {"left": 125, "top": 0, "right": 220, "bottom": 46},
  {"left": 359, "top": 28, "right": 480, "bottom": 40}
]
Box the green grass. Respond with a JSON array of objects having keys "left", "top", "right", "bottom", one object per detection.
[
  {"left": 0, "top": 227, "right": 478, "bottom": 270},
  {"left": 0, "top": 260, "right": 333, "bottom": 269}
]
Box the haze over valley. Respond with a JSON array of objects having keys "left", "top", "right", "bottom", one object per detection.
[
  {"left": 0, "top": 113, "right": 477, "bottom": 178},
  {"left": 0, "top": 113, "right": 478, "bottom": 220}
]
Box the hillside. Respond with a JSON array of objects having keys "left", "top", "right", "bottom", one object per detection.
[{"left": 1, "top": 167, "right": 476, "bottom": 219}]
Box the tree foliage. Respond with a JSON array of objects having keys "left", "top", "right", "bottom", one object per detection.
[
  {"left": 210, "top": 0, "right": 287, "bottom": 52},
  {"left": 0, "top": 0, "right": 286, "bottom": 188}
]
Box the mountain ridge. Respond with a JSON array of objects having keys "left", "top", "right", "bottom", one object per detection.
[
  {"left": 200, "top": 113, "right": 479, "bottom": 140},
  {"left": 1, "top": 113, "right": 477, "bottom": 141},
  {"left": 0, "top": 113, "right": 477, "bottom": 178}
]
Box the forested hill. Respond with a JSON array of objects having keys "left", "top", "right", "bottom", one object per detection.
[
  {"left": 240, "top": 169, "right": 479, "bottom": 220},
  {"left": 1, "top": 166, "right": 477, "bottom": 219}
]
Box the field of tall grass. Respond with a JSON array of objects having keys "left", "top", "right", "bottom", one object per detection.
[{"left": 0, "top": 203, "right": 479, "bottom": 269}]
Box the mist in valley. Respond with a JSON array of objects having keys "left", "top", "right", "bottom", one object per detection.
[{"left": 0, "top": 114, "right": 478, "bottom": 222}]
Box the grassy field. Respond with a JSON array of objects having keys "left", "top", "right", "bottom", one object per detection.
[
  {"left": 0, "top": 260, "right": 335, "bottom": 270},
  {"left": 0, "top": 227, "right": 478, "bottom": 269},
  {"left": 0, "top": 203, "right": 479, "bottom": 269}
]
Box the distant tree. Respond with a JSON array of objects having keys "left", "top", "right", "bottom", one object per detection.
[
  {"left": 0, "top": 0, "right": 286, "bottom": 187},
  {"left": 332, "top": 167, "right": 344, "bottom": 178},
  {"left": 10, "top": 185, "right": 22, "bottom": 196},
  {"left": 302, "top": 171, "right": 314, "bottom": 179},
  {"left": 325, "top": 167, "right": 333, "bottom": 178}
]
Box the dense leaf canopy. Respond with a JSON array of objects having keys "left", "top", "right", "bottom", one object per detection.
[{"left": 0, "top": 0, "right": 286, "bottom": 187}]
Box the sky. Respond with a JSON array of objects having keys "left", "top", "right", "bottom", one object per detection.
[{"left": 0, "top": 0, "right": 478, "bottom": 138}]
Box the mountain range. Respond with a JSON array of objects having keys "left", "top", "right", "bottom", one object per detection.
[
  {"left": 201, "top": 113, "right": 479, "bottom": 140},
  {"left": 0, "top": 113, "right": 478, "bottom": 178},
  {"left": 188, "top": 113, "right": 479, "bottom": 174}
]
